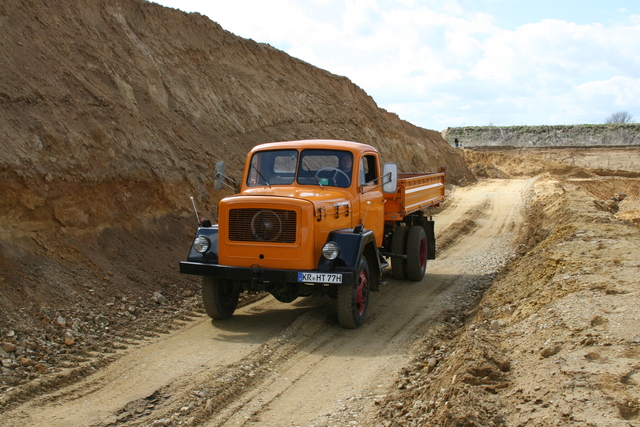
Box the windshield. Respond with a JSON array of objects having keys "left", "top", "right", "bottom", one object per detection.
[
  {"left": 298, "top": 149, "right": 352, "bottom": 188},
  {"left": 247, "top": 149, "right": 298, "bottom": 187},
  {"left": 246, "top": 148, "right": 353, "bottom": 188}
]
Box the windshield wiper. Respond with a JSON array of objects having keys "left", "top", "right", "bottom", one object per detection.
[
  {"left": 301, "top": 158, "right": 324, "bottom": 189},
  {"left": 250, "top": 162, "right": 271, "bottom": 188}
]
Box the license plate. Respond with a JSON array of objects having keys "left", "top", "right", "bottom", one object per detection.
[{"left": 298, "top": 272, "right": 343, "bottom": 284}]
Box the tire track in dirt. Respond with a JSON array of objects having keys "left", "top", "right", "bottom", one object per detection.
[
  {"left": 1, "top": 298, "right": 317, "bottom": 427},
  {"left": 204, "top": 179, "right": 533, "bottom": 427},
  {"left": 193, "top": 271, "right": 452, "bottom": 427},
  {"left": 1, "top": 179, "right": 533, "bottom": 427}
]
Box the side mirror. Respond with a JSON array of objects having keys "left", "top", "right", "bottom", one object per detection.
[
  {"left": 214, "top": 161, "right": 225, "bottom": 190},
  {"left": 382, "top": 163, "right": 398, "bottom": 194}
]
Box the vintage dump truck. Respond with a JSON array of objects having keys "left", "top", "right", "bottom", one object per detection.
[{"left": 180, "top": 139, "right": 445, "bottom": 328}]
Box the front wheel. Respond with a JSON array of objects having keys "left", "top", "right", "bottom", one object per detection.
[
  {"left": 406, "top": 226, "right": 427, "bottom": 281},
  {"left": 337, "top": 255, "right": 370, "bottom": 328},
  {"left": 202, "top": 277, "right": 240, "bottom": 319}
]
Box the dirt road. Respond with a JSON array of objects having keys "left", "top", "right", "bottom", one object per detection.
[{"left": 2, "top": 179, "right": 531, "bottom": 427}]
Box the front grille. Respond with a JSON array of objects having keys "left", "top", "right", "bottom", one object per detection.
[{"left": 228, "top": 208, "right": 297, "bottom": 243}]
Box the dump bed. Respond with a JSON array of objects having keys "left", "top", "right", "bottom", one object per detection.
[{"left": 383, "top": 170, "right": 445, "bottom": 222}]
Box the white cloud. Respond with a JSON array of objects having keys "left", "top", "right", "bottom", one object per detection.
[
  {"left": 577, "top": 76, "right": 640, "bottom": 107},
  {"left": 343, "top": 0, "right": 381, "bottom": 37},
  {"left": 152, "top": 0, "right": 640, "bottom": 129}
]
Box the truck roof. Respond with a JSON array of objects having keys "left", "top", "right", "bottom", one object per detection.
[{"left": 249, "top": 139, "right": 379, "bottom": 155}]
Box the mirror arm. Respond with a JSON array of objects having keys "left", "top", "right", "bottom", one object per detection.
[
  {"left": 214, "top": 171, "right": 240, "bottom": 192},
  {"left": 360, "top": 172, "right": 391, "bottom": 194}
]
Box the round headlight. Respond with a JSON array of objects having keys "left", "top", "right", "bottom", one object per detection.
[
  {"left": 193, "top": 236, "right": 211, "bottom": 253},
  {"left": 322, "top": 241, "right": 340, "bottom": 260}
]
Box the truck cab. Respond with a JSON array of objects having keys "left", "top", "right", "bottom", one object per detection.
[{"left": 180, "top": 139, "right": 443, "bottom": 328}]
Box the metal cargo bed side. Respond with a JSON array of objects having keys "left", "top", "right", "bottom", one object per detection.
[{"left": 383, "top": 171, "right": 445, "bottom": 221}]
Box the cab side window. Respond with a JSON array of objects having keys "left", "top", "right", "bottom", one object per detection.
[{"left": 360, "top": 155, "right": 378, "bottom": 185}]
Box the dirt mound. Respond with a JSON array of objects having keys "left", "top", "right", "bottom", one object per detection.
[
  {"left": 0, "top": 0, "right": 473, "bottom": 369},
  {"left": 462, "top": 146, "right": 640, "bottom": 179},
  {"left": 371, "top": 149, "right": 640, "bottom": 426},
  {"left": 461, "top": 149, "right": 594, "bottom": 179},
  {"left": 617, "top": 196, "right": 640, "bottom": 224},
  {"left": 372, "top": 176, "right": 640, "bottom": 426},
  {"left": 461, "top": 145, "right": 640, "bottom": 225}
]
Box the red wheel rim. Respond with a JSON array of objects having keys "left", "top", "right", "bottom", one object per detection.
[{"left": 355, "top": 269, "right": 369, "bottom": 315}]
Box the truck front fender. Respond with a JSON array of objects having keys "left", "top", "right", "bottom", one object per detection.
[
  {"left": 317, "top": 229, "right": 372, "bottom": 271},
  {"left": 318, "top": 228, "right": 381, "bottom": 278},
  {"left": 318, "top": 228, "right": 383, "bottom": 291},
  {"left": 186, "top": 225, "right": 219, "bottom": 264}
]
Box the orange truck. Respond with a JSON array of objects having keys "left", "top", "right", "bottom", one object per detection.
[{"left": 180, "top": 139, "right": 445, "bottom": 328}]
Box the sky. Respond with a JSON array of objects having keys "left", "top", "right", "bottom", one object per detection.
[{"left": 151, "top": 0, "right": 640, "bottom": 131}]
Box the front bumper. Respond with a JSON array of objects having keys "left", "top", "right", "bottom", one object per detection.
[{"left": 179, "top": 261, "right": 356, "bottom": 286}]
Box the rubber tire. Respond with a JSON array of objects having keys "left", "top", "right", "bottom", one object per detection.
[
  {"left": 337, "top": 255, "right": 370, "bottom": 329},
  {"left": 202, "top": 276, "right": 239, "bottom": 320},
  {"left": 391, "top": 226, "right": 408, "bottom": 280},
  {"left": 406, "top": 226, "right": 427, "bottom": 281}
]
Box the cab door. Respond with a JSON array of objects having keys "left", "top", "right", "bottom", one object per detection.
[{"left": 358, "top": 154, "right": 384, "bottom": 247}]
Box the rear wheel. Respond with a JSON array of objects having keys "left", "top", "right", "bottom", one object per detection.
[
  {"left": 337, "top": 255, "right": 370, "bottom": 328},
  {"left": 406, "top": 226, "right": 427, "bottom": 281},
  {"left": 202, "top": 277, "right": 239, "bottom": 319},
  {"left": 391, "top": 226, "right": 408, "bottom": 280}
]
